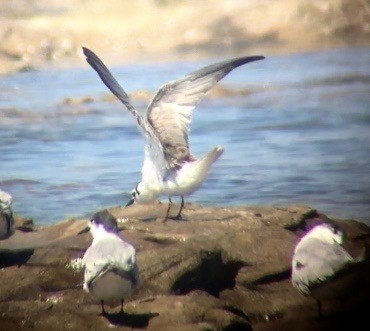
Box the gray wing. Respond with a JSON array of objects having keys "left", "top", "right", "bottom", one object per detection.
[
  {"left": 83, "top": 47, "right": 136, "bottom": 116},
  {"left": 83, "top": 47, "right": 167, "bottom": 178},
  {"left": 292, "top": 238, "right": 354, "bottom": 294},
  {"left": 82, "top": 236, "right": 139, "bottom": 289},
  {"left": 147, "top": 55, "right": 265, "bottom": 169}
]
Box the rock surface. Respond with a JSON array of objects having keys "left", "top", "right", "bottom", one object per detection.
[{"left": 0, "top": 203, "right": 369, "bottom": 330}]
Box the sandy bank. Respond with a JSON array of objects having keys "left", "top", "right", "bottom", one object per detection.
[{"left": 1, "top": 0, "right": 369, "bottom": 75}]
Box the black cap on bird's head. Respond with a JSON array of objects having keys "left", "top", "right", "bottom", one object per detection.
[
  {"left": 125, "top": 183, "right": 140, "bottom": 207},
  {"left": 90, "top": 209, "right": 118, "bottom": 233}
]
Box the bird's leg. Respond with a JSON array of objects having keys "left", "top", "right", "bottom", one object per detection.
[
  {"left": 120, "top": 299, "right": 124, "bottom": 314},
  {"left": 316, "top": 300, "right": 323, "bottom": 319},
  {"left": 340, "top": 298, "right": 346, "bottom": 314},
  {"left": 164, "top": 197, "right": 172, "bottom": 221},
  {"left": 100, "top": 300, "right": 106, "bottom": 315},
  {"left": 173, "top": 196, "right": 184, "bottom": 220}
]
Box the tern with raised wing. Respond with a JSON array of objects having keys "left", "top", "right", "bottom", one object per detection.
[{"left": 83, "top": 47, "right": 264, "bottom": 219}]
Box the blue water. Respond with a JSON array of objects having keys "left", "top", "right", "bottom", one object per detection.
[{"left": 1, "top": 47, "right": 369, "bottom": 226}]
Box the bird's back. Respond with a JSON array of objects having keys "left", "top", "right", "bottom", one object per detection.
[
  {"left": 83, "top": 235, "right": 139, "bottom": 291},
  {"left": 292, "top": 237, "right": 354, "bottom": 296}
]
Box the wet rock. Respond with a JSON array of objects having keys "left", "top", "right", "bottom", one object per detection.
[
  {"left": 0, "top": 204, "right": 369, "bottom": 330},
  {"left": 62, "top": 96, "right": 95, "bottom": 105}
]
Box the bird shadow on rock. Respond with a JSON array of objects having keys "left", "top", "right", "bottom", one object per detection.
[
  {"left": 0, "top": 248, "right": 34, "bottom": 268},
  {"left": 171, "top": 250, "right": 246, "bottom": 297},
  {"left": 103, "top": 311, "right": 159, "bottom": 328}
]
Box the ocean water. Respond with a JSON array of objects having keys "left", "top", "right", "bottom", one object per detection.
[{"left": 0, "top": 47, "right": 369, "bottom": 226}]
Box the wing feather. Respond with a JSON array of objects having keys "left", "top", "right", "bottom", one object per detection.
[
  {"left": 83, "top": 47, "right": 168, "bottom": 181},
  {"left": 147, "top": 55, "right": 265, "bottom": 168},
  {"left": 83, "top": 47, "right": 265, "bottom": 176}
]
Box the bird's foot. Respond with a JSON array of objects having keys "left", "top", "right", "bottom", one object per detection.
[
  {"left": 169, "top": 214, "right": 186, "bottom": 221},
  {"left": 99, "top": 310, "right": 109, "bottom": 317},
  {"left": 99, "top": 301, "right": 108, "bottom": 316}
]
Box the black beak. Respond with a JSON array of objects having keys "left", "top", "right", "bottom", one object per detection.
[
  {"left": 125, "top": 198, "right": 135, "bottom": 207},
  {"left": 77, "top": 226, "right": 90, "bottom": 235}
]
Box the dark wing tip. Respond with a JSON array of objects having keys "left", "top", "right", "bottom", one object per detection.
[
  {"left": 82, "top": 46, "right": 100, "bottom": 69},
  {"left": 233, "top": 55, "right": 265, "bottom": 67},
  {"left": 82, "top": 46, "right": 93, "bottom": 61},
  {"left": 82, "top": 46, "right": 93, "bottom": 58},
  {"left": 82, "top": 46, "right": 102, "bottom": 69},
  {"left": 81, "top": 46, "right": 138, "bottom": 114},
  {"left": 252, "top": 55, "right": 265, "bottom": 61},
  {"left": 185, "top": 54, "right": 265, "bottom": 82}
]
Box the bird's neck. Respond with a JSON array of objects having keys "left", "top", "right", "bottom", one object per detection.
[
  {"left": 135, "top": 181, "right": 160, "bottom": 203},
  {"left": 91, "top": 226, "right": 116, "bottom": 244}
]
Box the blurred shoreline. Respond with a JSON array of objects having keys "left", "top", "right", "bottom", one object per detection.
[{"left": 1, "top": 0, "right": 369, "bottom": 75}]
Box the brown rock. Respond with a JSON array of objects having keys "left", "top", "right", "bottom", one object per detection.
[{"left": 0, "top": 204, "right": 369, "bottom": 330}]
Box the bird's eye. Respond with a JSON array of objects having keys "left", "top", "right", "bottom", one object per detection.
[
  {"left": 296, "top": 261, "right": 304, "bottom": 270},
  {"left": 332, "top": 225, "right": 340, "bottom": 235}
]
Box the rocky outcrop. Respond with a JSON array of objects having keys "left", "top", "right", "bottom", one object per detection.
[{"left": 0, "top": 203, "right": 369, "bottom": 330}]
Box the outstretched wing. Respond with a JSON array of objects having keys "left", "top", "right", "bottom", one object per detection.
[
  {"left": 147, "top": 55, "right": 265, "bottom": 169},
  {"left": 83, "top": 47, "right": 168, "bottom": 181}
]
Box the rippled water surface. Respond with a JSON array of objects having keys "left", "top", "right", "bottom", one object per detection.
[{"left": 1, "top": 47, "right": 369, "bottom": 225}]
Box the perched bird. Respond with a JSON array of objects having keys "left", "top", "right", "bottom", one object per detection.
[
  {"left": 0, "top": 189, "right": 14, "bottom": 240},
  {"left": 82, "top": 209, "right": 139, "bottom": 315},
  {"left": 291, "top": 222, "right": 366, "bottom": 317},
  {"left": 83, "top": 47, "right": 264, "bottom": 220}
]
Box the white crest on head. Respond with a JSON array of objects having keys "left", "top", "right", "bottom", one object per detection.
[{"left": 304, "top": 223, "right": 344, "bottom": 245}]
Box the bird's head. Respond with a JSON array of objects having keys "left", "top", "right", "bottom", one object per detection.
[
  {"left": 307, "top": 223, "right": 345, "bottom": 245},
  {"left": 89, "top": 209, "right": 118, "bottom": 237},
  {"left": 125, "top": 182, "right": 157, "bottom": 206}
]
